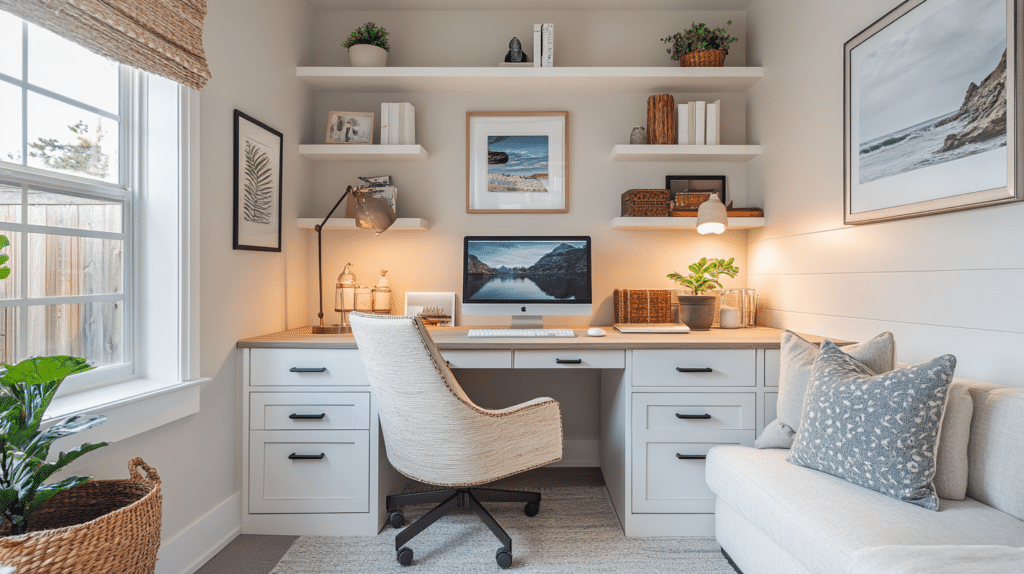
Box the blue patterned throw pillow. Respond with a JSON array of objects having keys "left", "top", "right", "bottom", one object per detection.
[{"left": 787, "top": 340, "right": 956, "bottom": 510}]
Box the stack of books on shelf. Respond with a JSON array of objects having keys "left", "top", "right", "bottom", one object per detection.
[
  {"left": 533, "top": 23, "right": 554, "bottom": 67},
  {"left": 380, "top": 103, "right": 415, "bottom": 145},
  {"left": 677, "top": 100, "right": 721, "bottom": 145}
]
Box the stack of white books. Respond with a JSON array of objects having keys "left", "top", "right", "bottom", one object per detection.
[
  {"left": 533, "top": 23, "right": 554, "bottom": 67},
  {"left": 379, "top": 103, "right": 415, "bottom": 145},
  {"left": 677, "top": 100, "right": 721, "bottom": 145}
]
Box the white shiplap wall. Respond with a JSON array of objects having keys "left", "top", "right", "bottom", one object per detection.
[{"left": 745, "top": 0, "right": 1024, "bottom": 386}]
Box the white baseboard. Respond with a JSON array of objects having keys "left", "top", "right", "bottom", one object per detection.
[
  {"left": 548, "top": 438, "right": 599, "bottom": 467},
  {"left": 156, "top": 492, "right": 241, "bottom": 574}
]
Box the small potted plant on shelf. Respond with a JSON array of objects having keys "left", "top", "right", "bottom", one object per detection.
[
  {"left": 343, "top": 22, "right": 391, "bottom": 67},
  {"left": 667, "top": 257, "right": 740, "bottom": 330},
  {"left": 661, "top": 21, "right": 739, "bottom": 67}
]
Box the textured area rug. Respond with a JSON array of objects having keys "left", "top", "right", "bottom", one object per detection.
[{"left": 271, "top": 478, "right": 734, "bottom": 573}]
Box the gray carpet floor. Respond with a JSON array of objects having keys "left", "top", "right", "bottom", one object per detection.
[{"left": 271, "top": 470, "right": 734, "bottom": 573}]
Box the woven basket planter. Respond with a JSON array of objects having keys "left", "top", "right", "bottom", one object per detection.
[
  {"left": 0, "top": 457, "right": 162, "bottom": 574},
  {"left": 680, "top": 49, "right": 727, "bottom": 67}
]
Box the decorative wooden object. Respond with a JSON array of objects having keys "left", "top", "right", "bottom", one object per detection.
[
  {"left": 621, "top": 189, "right": 670, "bottom": 217},
  {"left": 614, "top": 289, "right": 674, "bottom": 324},
  {"left": 646, "top": 94, "right": 676, "bottom": 145}
]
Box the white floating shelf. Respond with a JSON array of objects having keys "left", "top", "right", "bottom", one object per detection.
[
  {"left": 298, "top": 144, "right": 429, "bottom": 162},
  {"left": 610, "top": 144, "right": 762, "bottom": 162},
  {"left": 296, "top": 66, "right": 763, "bottom": 94},
  {"left": 611, "top": 217, "right": 765, "bottom": 230},
  {"left": 298, "top": 218, "right": 430, "bottom": 231}
]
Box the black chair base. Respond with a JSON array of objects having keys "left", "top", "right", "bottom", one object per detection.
[{"left": 385, "top": 487, "right": 542, "bottom": 568}]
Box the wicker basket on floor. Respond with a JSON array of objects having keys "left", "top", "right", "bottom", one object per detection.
[{"left": 0, "top": 457, "right": 163, "bottom": 574}]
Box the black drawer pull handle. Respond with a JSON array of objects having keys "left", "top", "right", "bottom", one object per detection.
[
  {"left": 676, "top": 454, "right": 707, "bottom": 460},
  {"left": 289, "top": 413, "right": 327, "bottom": 420},
  {"left": 288, "top": 453, "right": 326, "bottom": 460},
  {"left": 676, "top": 413, "right": 712, "bottom": 420},
  {"left": 556, "top": 358, "right": 583, "bottom": 364},
  {"left": 290, "top": 367, "right": 327, "bottom": 373},
  {"left": 676, "top": 367, "right": 713, "bottom": 373}
]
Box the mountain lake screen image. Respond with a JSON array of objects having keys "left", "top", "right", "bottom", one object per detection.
[
  {"left": 465, "top": 240, "right": 590, "bottom": 302},
  {"left": 856, "top": 0, "right": 1007, "bottom": 185},
  {"left": 487, "top": 135, "right": 549, "bottom": 192}
]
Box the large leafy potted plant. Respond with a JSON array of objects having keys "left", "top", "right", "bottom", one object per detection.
[
  {"left": 661, "top": 21, "right": 739, "bottom": 67},
  {"left": 343, "top": 22, "right": 391, "bottom": 67},
  {"left": 668, "top": 257, "right": 740, "bottom": 330}
]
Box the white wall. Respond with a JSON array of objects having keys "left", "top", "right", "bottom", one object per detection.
[
  {"left": 745, "top": 0, "right": 1024, "bottom": 385},
  {"left": 67, "top": 1, "right": 315, "bottom": 572}
]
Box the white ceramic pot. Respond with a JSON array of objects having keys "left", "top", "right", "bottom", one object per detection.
[{"left": 349, "top": 44, "right": 388, "bottom": 67}]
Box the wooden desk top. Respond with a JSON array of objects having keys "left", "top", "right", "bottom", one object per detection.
[{"left": 237, "top": 325, "right": 839, "bottom": 351}]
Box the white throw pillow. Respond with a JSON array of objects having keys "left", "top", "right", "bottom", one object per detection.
[{"left": 755, "top": 331, "right": 895, "bottom": 449}]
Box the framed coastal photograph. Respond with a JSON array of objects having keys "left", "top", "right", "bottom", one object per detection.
[
  {"left": 326, "top": 111, "right": 374, "bottom": 144},
  {"left": 233, "top": 110, "right": 282, "bottom": 252},
  {"left": 666, "top": 175, "right": 726, "bottom": 211},
  {"left": 405, "top": 292, "right": 457, "bottom": 327},
  {"left": 844, "top": 0, "right": 1023, "bottom": 224},
  {"left": 466, "top": 111, "right": 569, "bottom": 213}
]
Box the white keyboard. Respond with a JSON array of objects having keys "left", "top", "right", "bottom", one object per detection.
[{"left": 467, "top": 329, "right": 576, "bottom": 338}]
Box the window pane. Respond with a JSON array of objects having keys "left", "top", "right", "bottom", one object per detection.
[
  {"left": 0, "top": 13, "right": 21, "bottom": 80},
  {"left": 26, "top": 23, "right": 118, "bottom": 114},
  {"left": 0, "top": 306, "right": 21, "bottom": 364},
  {"left": 0, "top": 81, "right": 22, "bottom": 165},
  {"left": 28, "top": 189, "right": 122, "bottom": 232},
  {"left": 0, "top": 181, "right": 20, "bottom": 223},
  {"left": 0, "top": 231, "right": 20, "bottom": 300},
  {"left": 26, "top": 92, "right": 119, "bottom": 183},
  {"left": 27, "top": 301, "right": 123, "bottom": 367},
  {"left": 27, "top": 233, "right": 123, "bottom": 298}
]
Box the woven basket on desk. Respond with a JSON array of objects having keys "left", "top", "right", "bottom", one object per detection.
[
  {"left": 614, "top": 289, "right": 674, "bottom": 324},
  {"left": 680, "top": 49, "right": 726, "bottom": 67},
  {"left": 0, "top": 457, "right": 163, "bottom": 574}
]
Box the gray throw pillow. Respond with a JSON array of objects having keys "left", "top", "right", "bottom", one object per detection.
[
  {"left": 787, "top": 341, "right": 956, "bottom": 511},
  {"left": 755, "top": 331, "right": 895, "bottom": 449}
]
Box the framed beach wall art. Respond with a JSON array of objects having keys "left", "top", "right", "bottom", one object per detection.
[
  {"left": 844, "top": 0, "right": 1023, "bottom": 224},
  {"left": 233, "top": 110, "right": 283, "bottom": 252},
  {"left": 326, "top": 111, "right": 374, "bottom": 144},
  {"left": 466, "top": 111, "right": 569, "bottom": 213}
]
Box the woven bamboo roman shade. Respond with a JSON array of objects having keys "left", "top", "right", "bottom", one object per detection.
[{"left": 0, "top": 0, "right": 212, "bottom": 90}]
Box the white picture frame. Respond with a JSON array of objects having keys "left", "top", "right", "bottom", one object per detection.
[
  {"left": 326, "top": 111, "right": 374, "bottom": 144},
  {"left": 405, "top": 292, "right": 457, "bottom": 326}
]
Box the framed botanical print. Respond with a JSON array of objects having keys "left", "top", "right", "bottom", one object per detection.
[
  {"left": 844, "top": 0, "right": 1023, "bottom": 224},
  {"left": 466, "top": 111, "right": 569, "bottom": 213},
  {"left": 233, "top": 110, "right": 282, "bottom": 251}
]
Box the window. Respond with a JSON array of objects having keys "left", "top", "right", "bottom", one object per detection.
[{"left": 0, "top": 14, "right": 134, "bottom": 387}]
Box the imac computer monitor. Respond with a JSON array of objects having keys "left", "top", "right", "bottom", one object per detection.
[{"left": 463, "top": 236, "right": 592, "bottom": 328}]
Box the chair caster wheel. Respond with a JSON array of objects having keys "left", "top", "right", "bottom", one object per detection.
[
  {"left": 397, "top": 546, "right": 413, "bottom": 566},
  {"left": 389, "top": 511, "right": 405, "bottom": 528},
  {"left": 496, "top": 547, "right": 512, "bottom": 569},
  {"left": 524, "top": 502, "right": 540, "bottom": 517}
]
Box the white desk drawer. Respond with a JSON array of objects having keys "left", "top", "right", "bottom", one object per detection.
[
  {"left": 513, "top": 350, "right": 625, "bottom": 369},
  {"left": 633, "top": 393, "right": 755, "bottom": 431},
  {"left": 249, "top": 430, "right": 369, "bottom": 514},
  {"left": 443, "top": 350, "right": 512, "bottom": 369},
  {"left": 250, "top": 392, "right": 370, "bottom": 430},
  {"left": 250, "top": 348, "right": 368, "bottom": 387},
  {"left": 632, "top": 349, "right": 756, "bottom": 387},
  {"left": 631, "top": 430, "right": 755, "bottom": 514}
]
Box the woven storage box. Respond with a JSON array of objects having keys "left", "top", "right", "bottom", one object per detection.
[
  {"left": 614, "top": 289, "right": 674, "bottom": 323},
  {"left": 621, "top": 189, "right": 670, "bottom": 217},
  {"left": 0, "top": 457, "right": 162, "bottom": 574},
  {"left": 680, "top": 49, "right": 727, "bottom": 67}
]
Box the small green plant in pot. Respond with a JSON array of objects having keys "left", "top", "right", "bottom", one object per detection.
[
  {"left": 661, "top": 21, "right": 739, "bottom": 67},
  {"left": 667, "top": 257, "right": 739, "bottom": 330},
  {"left": 343, "top": 22, "right": 391, "bottom": 67}
]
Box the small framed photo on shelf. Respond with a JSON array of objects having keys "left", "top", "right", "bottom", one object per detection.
[
  {"left": 405, "top": 292, "right": 457, "bottom": 327},
  {"left": 466, "top": 111, "right": 569, "bottom": 213},
  {"left": 326, "top": 111, "right": 374, "bottom": 144},
  {"left": 233, "top": 110, "right": 283, "bottom": 252},
  {"left": 666, "top": 175, "right": 726, "bottom": 211}
]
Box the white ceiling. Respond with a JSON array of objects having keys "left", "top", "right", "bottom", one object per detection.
[{"left": 307, "top": 0, "right": 753, "bottom": 10}]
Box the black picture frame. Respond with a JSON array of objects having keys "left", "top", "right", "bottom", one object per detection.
[
  {"left": 233, "top": 110, "right": 283, "bottom": 251},
  {"left": 665, "top": 175, "right": 726, "bottom": 211}
]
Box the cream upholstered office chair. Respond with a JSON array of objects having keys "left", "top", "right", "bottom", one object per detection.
[{"left": 349, "top": 312, "right": 563, "bottom": 569}]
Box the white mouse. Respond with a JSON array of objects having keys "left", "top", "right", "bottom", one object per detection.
[{"left": 586, "top": 327, "right": 606, "bottom": 337}]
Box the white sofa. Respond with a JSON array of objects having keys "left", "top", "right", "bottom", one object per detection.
[{"left": 706, "top": 380, "right": 1024, "bottom": 574}]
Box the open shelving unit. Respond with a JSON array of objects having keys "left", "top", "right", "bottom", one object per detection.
[
  {"left": 298, "top": 144, "right": 429, "bottom": 162},
  {"left": 611, "top": 217, "right": 765, "bottom": 230},
  {"left": 297, "top": 218, "right": 430, "bottom": 231},
  {"left": 610, "top": 144, "right": 761, "bottom": 162}
]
